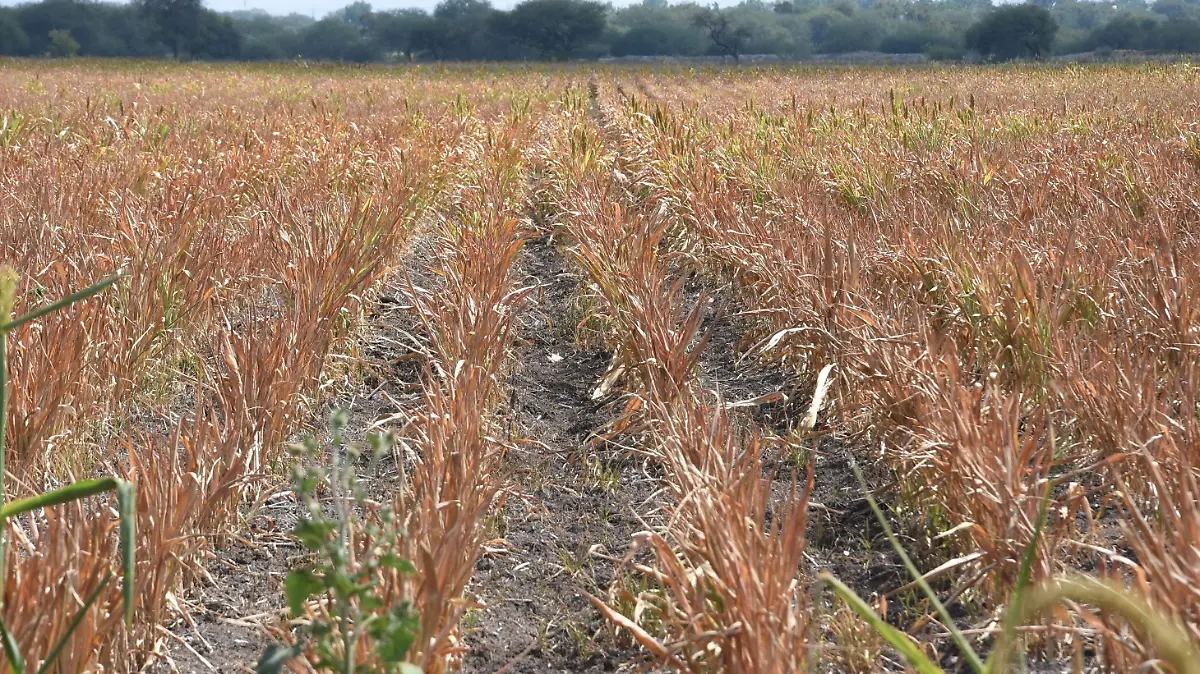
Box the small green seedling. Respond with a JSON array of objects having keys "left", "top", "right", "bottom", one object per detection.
[{"left": 259, "top": 411, "right": 421, "bottom": 674}]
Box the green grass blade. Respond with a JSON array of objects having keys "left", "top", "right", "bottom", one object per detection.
[
  {"left": 1015, "top": 479, "right": 1053, "bottom": 600},
  {"left": 0, "top": 478, "right": 119, "bottom": 520},
  {"left": 1, "top": 332, "right": 7, "bottom": 500},
  {"left": 0, "top": 274, "right": 120, "bottom": 335},
  {"left": 0, "top": 267, "right": 17, "bottom": 323},
  {"left": 34, "top": 571, "right": 112, "bottom": 674},
  {"left": 820, "top": 572, "right": 944, "bottom": 674},
  {"left": 991, "top": 476, "right": 1054, "bottom": 674},
  {"left": 1001, "top": 577, "right": 1200, "bottom": 674},
  {"left": 850, "top": 460, "right": 986, "bottom": 674},
  {"left": 116, "top": 480, "right": 136, "bottom": 625},
  {"left": 0, "top": 613, "right": 25, "bottom": 674}
]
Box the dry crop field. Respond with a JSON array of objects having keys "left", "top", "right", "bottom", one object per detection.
[{"left": 1, "top": 60, "right": 1199, "bottom": 674}]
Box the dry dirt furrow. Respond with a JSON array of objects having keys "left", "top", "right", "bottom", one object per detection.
[
  {"left": 153, "top": 250, "right": 439, "bottom": 674},
  {"left": 459, "top": 234, "right": 662, "bottom": 674}
]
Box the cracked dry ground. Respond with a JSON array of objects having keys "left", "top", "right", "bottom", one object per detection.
[{"left": 158, "top": 231, "right": 875, "bottom": 674}]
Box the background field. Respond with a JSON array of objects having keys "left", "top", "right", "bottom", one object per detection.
[{"left": 1, "top": 60, "right": 1199, "bottom": 673}]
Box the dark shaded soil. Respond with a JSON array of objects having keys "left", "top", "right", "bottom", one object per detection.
[
  {"left": 681, "top": 278, "right": 887, "bottom": 591},
  {"left": 682, "top": 274, "right": 936, "bottom": 671},
  {"left": 459, "top": 234, "right": 663, "bottom": 674},
  {"left": 150, "top": 531, "right": 291, "bottom": 674}
]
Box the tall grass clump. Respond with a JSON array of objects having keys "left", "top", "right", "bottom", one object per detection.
[
  {"left": 542, "top": 94, "right": 817, "bottom": 671},
  {"left": 0, "top": 269, "right": 135, "bottom": 674}
]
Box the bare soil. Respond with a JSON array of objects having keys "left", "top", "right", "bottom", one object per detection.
[
  {"left": 154, "top": 231, "right": 906, "bottom": 674},
  {"left": 458, "top": 233, "right": 661, "bottom": 673},
  {"left": 151, "top": 245, "right": 441, "bottom": 673}
]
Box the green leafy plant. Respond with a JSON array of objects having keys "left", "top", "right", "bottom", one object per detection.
[
  {"left": 820, "top": 461, "right": 1200, "bottom": 674},
  {"left": 0, "top": 267, "right": 135, "bottom": 674},
  {"left": 259, "top": 411, "right": 421, "bottom": 674},
  {"left": 45, "top": 29, "right": 80, "bottom": 58}
]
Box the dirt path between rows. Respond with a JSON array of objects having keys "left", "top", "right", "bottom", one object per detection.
[
  {"left": 458, "top": 233, "right": 661, "bottom": 674},
  {"left": 153, "top": 227, "right": 890, "bottom": 674}
]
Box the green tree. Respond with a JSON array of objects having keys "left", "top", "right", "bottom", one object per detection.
[
  {"left": 339, "top": 0, "right": 373, "bottom": 27},
  {"left": 729, "top": 4, "right": 812, "bottom": 56},
  {"left": 1152, "top": 0, "right": 1198, "bottom": 21},
  {"left": 14, "top": 0, "right": 156, "bottom": 57},
  {"left": 804, "top": 6, "right": 880, "bottom": 53},
  {"left": 299, "top": 16, "right": 380, "bottom": 61},
  {"left": 137, "top": 0, "right": 205, "bottom": 58},
  {"left": 409, "top": 21, "right": 449, "bottom": 59},
  {"left": 693, "top": 6, "right": 752, "bottom": 60},
  {"left": 498, "top": 0, "right": 606, "bottom": 59},
  {"left": 47, "top": 27, "right": 79, "bottom": 56},
  {"left": 0, "top": 9, "right": 30, "bottom": 55},
  {"left": 1079, "top": 10, "right": 1200, "bottom": 51},
  {"left": 1088, "top": 13, "right": 1160, "bottom": 49},
  {"left": 428, "top": 0, "right": 509, "bottom": 60},
  {"left": 1159, "top": 17, "right": 1200, "bottom": 50},
  {"left": 611, "top": 24, "right": 672, "bottom": 55},
  {"left": 880, "top": 22, "right": 955, "bottom": 53},
  {"left": 1050, "top": 0, "right": 1121, "bottom": 52},
  {"left": 608, "top": 4, "right": 708, "bottom": 56},
  {"left": 370, "top": 9, "right": 432, "bottom": 60},
  {"left": 435, "top": 0, "right": 491, "bottom": 22},
  {"left": 965, "top": 3, "right": 1058, "bottom": 60},
  {"left": 101, "top": 3, "right": 161, "bottom": 56},
  {"left": 229, "top": 10, "right": 310, "bottom": 60},
  {"left": 191, "top": 11, "right": 242, "bottom": 59}
]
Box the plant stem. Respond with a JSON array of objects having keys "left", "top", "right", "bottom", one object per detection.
[
  {"left": 0, "top": 331, "right": 8, "bottom": 605},
  {"left": 1, "top": 331, "right": 7, "bottom": 503},
  {"left": 331, "top": 416, "right": 355, "bottom": 674},
  {"left": 0, "top": 274, "right": 119, "bottom": 334}
]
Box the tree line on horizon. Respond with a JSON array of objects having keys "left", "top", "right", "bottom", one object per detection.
[{"left": 1, "top": 0, "right": 1199, "bottom": 63}]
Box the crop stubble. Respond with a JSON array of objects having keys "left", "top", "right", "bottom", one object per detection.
[{"left": 1, "top": 61, "right": 1199, "bottom": 672}]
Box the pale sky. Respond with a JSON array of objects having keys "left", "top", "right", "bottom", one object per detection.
[
  {"left": 0, "top": 0, "right": 647, "bottom": 18},
  {"left": 209, "top": 0, "right": 450, "bottom": 14}
]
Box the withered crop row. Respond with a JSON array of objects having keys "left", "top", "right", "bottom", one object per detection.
[
  {"left": 580, "top": 64, "right": 1200, "bottom": 668},
  {"left": 2, "top": 61, "right": 1199, "bottom": 673}
]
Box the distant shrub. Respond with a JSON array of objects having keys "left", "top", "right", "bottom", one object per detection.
[
  {"left": 965, "top": 3, "right": 1057, "bottom": 61},
  {"left": 1159, "top": 17, "right": 1200, "bottom": 51},
  {"left": 881, "top": 22, "right": 961, "bottom": 59},
  {"left": 46, "top": 28, "right": 79, "bottom": 57},
  {"left": 805, "top": 7, "right": 881, "bottom": 53},
  {"left": 1088, "top": 13, "right": 1161, "bottom": 50}
]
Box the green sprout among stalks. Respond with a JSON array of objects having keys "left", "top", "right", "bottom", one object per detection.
[
  {"left": 0, "top": 266, "right": 135, "bottom": 674},
  {"left": 821, "top": 461, "right": 1199, "bottom": 674},
  {"left": 259, "top": 411, "right": 422, "bottom": 674}
]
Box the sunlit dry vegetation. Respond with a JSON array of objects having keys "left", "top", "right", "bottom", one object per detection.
[{"left": 1, "top": 59, "right": 1199, "bottom": 673}]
